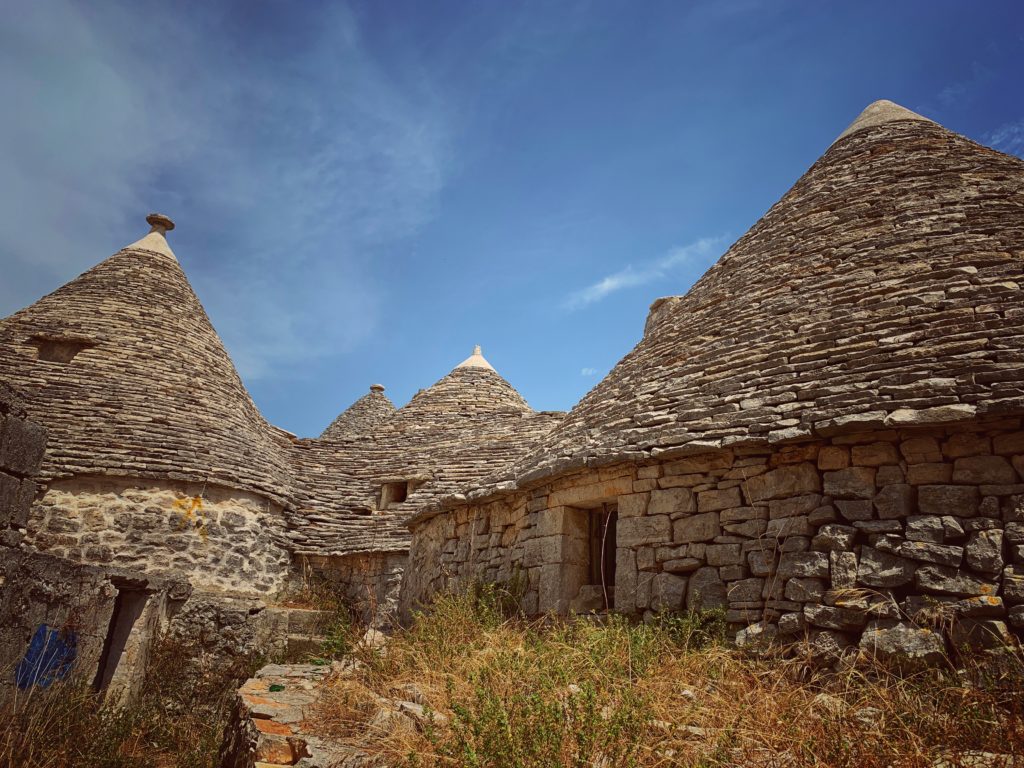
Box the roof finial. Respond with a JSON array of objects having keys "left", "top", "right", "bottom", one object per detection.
[
  {"left": 123, "top": 213, "right": 177, "bottom": 260},
  {"left": 456, "top": 344, "right": 496, "bottom": 371},
  {"left": 146, "top": 213, "right": 175, "bottom": 236},
  {"left": 370, "top": 383, "right": 385, "bottom": 393}
]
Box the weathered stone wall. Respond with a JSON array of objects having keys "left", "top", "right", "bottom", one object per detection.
[
  {"left": 403, "top": 418, "right": 1024, "bottom": 656},
  {"left": 0, "top": 382, "right": 46, "bottom": 549},
  {"left": 298, "top": 551, "right": 407, "bottom": 627},
  {"left": 26, "top": 477, "right": 292, "bottom": 596}
]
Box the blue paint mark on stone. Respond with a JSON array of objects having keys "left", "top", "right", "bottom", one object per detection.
[{"left": 15, "top": 624, "right": 77, "bottom": 689}]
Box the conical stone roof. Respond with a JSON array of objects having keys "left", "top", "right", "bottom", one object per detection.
[
  {"left": 320, "top": 384, "right": 397, "bottom": 440},
  {"left": 392, "top": 346, "right": 531, "bottom": 423},
  {"left": 505, "top": 100, "right": 1024, "bottom": 485},
  {"left": 286, "top": 347, "right": 562, "bottom": 555},
  {"left": 0, "top": 215, "right": 293, "bottom": 504}
]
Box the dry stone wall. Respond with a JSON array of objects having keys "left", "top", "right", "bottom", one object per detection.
[
  {"left": 26, "top": 477, "right": 291, "bottom": 596},
  {"left": 403, "top": 418, "right": 1024, "bottom": 658},
  {"left": 295, "top": 552, "right": 406, "bottom": 627}
]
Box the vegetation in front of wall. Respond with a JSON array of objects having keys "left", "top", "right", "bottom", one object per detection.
[
  {"left": 311, "top": 584, "right": 1024, "bottom": 768},
  {"left": 0, "top": 631, "right": 259, "bottom": 768}
]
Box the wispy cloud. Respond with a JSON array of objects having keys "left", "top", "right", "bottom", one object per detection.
[
  {"left": 580, "top": 367, "right": 597, "bottom": 376},
  {"left": 987, "top": 119, "right": 1024, "bottom": 158},
  {"left": 563, "top": 236, "right": 726, "bottom": 310},
  {"left": 0, "top": 2, "right": 451, "bottom": 380}
]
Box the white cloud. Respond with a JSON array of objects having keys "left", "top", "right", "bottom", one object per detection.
[
  {"left": 0, "top": 2, "right": 452, "bottom": 381},
  {"left": 580, "top": 367, "right": 597, "bottom": 376},
  {"left": 987, "top": 119, "right": 1024, "bottom": 158},
  {"left": 563, "top": 236, "right": 726, "bottom": 310}
]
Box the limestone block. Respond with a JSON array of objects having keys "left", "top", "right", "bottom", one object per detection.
[
  {"left": 907, "top": 463, "right": 953, "bottom": 485},
  {"left": 780, "top": 535, "right": 810, "bottom": 552},
  {"left": 804, "top": 603, "right": 867, "bottom": 631},
  {"left": 662, "top": 557, "right": 702, "bottom": 574},
  {"left": 766, "top": 516, "right": 813, "bottom": 539},
  {"left": 1009, "top": 605, "right": 1024, "bottom": 628},
  {"left": 685, "top": 567, "right": 727, "bottom": 612},
  {"left": 706, "top": 543, "right": 743, "bottom": 566},
  {"left": 637, "top": 546, "right": 656, "bottom": 571},
  {"left": 727, "top": 577, "right": 764, "bottom": 603},
  {"left": 617, "top": 515, "right": 671, "bottom": 548},
  {"left": 857, "top": 547, "right": 914, "bottom": 588},
  {"left": 777, "top": 552, "right": 829, "bottom": 580},
  {"left": 851, "top": 442, "right": 900, "bottom": 467},
  {"left": 817, "top": 446, "right": 850, "bottom": 470},
  {"left": 808, "top": 504, "right": 838, "bottom": 526},
  {"left": 664, "top": 452, "right": 733, "bottom": 475},
  {"left": 617, "top": 492, "right": 650, "bottom": 518},
  {"left": 748, "top": 550, "right": 777, "bottom": 577},
  {"left": 830, "top": 551, "right": 858, "bottom": 589},
  {"left": 916, "top": 565, "right": 998, "bottom": 597},
  {"left": 785, "top": 577, "right": 825, "bottom": 602},
  {"left": 899, "top": 437, "right": 942, "bottom": 464},
  {"left": 547, "top": 477, "right": 633, "bottom": 508},
  {"left": 719, "top": 564, "right": 747, "bottom": 581},
  {"left": 948, "top": 619, "right": 1014, "bottom": 651},
  {"left": 0, "top": 416, "right": 47, "bottom": 476},
  {"left": 697, "top": 487, "right": 741, "bottom": 513},
  {"left": 859, "top": 621, "right": 946, "bottom": 669},
  {"left": 744, "top": 462, "right": 820, "bottom": 503},
  {"left": 532, "top": 507, "right": 577, "bottom": 538},
  {"left": 875, "top": 465, "right": 906, "bottom": 486},
  {"left": 952, "top": 456, "right": 1018, "bottom": 485},
  {"left": 1002, "top": 566, "right": 1024, "bottom": 604},
  {"left": 811, "top": 524, "right": 857, "bottom": 552},
  {"left": 943, "top": 433, "right": 991, "bottom": 459},
  {"left": 651, "top": 572, "right": 688, "bottom": 612},
  {"left": 823, "top": 467, "right": 876, "bottom": 499},
  {"left": 768, "top": 494, "right": 821, "bottom": 520},
  {"left": 965, "top": 530, "right": 1004, "bottom": 575},
  {"left": 942, "top": 516, "right": 967, "bottom": 540},
  {"left": 992, "top": 432, "right": 1024, "bottom": 455},
  {"left": 721, "top": 505, "right": 767, "bottom": 523},
  {"left": 1008, "top": 523, "right": 1024, "bottom": 544},
  {"left": 836, "top": 500, "right": 873, "bottom": 521},
  {"left": 672, "top": 511, "right": 720, "bottom": 543},
  {"left": 873, "top": 484, "right": 914, "bottom": 519},
  {"left": 897, "top": 541, "right": 963, "bottom": 568},
  {"left": 905, "top": 515, "right": 945, "bottom": 543},
  {"left": 778, "top": 611, "right": 806, "bottom": 634},
  {"left": 723, "top": 519, "right": 768, "bottom": 538},
  {"left": 648, "top": 487, "right": 695, "bottom": 516},
  {"left": 918, "top": 485, "right": 980, "bottom": 517}
]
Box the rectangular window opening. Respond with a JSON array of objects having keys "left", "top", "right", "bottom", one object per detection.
[{"left": 378, "top": 481, "right": 410, "bottom": 511}]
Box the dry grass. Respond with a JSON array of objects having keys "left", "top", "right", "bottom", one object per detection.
[
  {"left": 312, "top": 585, "right": 1024, "bottom": 768},
  {"left": 0, "top": 631, "right": 255, "bottom": 768}
]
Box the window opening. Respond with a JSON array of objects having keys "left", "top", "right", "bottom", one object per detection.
[
  {"left": 92, "top": 587, "right": 149, "bottom": 693},
  {"left": 588, "top": 504, "right": 617, "bottom": 610}
]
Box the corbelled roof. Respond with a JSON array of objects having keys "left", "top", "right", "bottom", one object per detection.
[
  {"left": 453, "top": 100, "right": 1024, "bottom": 496},
  {"left": 0, "top": 216, "right": 294, "bottom": 505},
  {"left": 286, "top": 351, "right": 562, "bottom": 554},
  {"left": 320, "top": 384, "right": 396, "bottom": 440}
]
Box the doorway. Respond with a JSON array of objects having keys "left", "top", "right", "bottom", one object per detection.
[
  {"left": 93, "top": 586, "right": 150, "bottom": 695},
  {"left": 588, "top": 504, "right": 617, "bottom": 610}
]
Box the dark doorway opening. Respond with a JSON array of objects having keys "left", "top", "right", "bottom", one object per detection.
[
  {"left": 588, "top": 504, "right": 617, "bottom": 610},
  {"left": 93, "top": 587, "right": 149, "bottom": 693}
]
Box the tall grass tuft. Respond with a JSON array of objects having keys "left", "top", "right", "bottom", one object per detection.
[{"left": 312, "top": 584, "right": 1024, "bottom": 768}]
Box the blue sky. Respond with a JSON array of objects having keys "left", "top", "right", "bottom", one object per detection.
[{"left": 2, "top": 1, "right": 1022, "bottom": 437}]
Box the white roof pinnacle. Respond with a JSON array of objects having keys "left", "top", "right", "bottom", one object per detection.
[
  {"left": 833, "top": 99, "right": 933, "bottom": 145},
  {"left": 456, "top": 344, "right": 496, "bottom": 371},
  {"left": 123, "top": 213, "right": 177, "bottom": 261}
]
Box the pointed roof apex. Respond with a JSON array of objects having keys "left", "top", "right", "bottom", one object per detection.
[
  {"left": 834, "top": 99, "right": 934, "bottom": 144},
  {"left": 455, "top": 344, "right": 496, "bottom": 371},
  {"left": 123, "top": 213, "right": 177, "bottom": 261},
  {"left": 369, "top": 383, "right": 385, "bottom": 393}
]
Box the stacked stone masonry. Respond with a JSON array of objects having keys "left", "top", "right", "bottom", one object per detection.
[{"left": 403, "top": 418, "right": 1024, "bottom": 654}]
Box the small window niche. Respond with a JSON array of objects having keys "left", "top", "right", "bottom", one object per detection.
[
  {"left": 30, "top": 334, "right": 95, "bottom": 363},
  {"left": 378, "top": 481, "right": 410, "bottom": 510}
]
